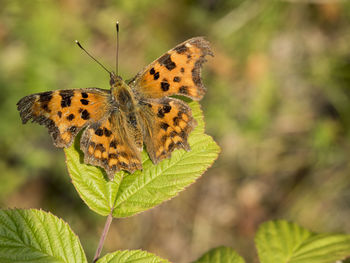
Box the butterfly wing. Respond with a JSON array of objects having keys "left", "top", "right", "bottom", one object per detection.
[
  {"left": 138, "top": 97, "right": 196, "bottom": 163},
  {"left": 80, "top": 109, "right": 143, "bottom": 179},
  {"left": 130, "top": 37, "right": 213, "bottom": 100},
  {"left": 17, "top": 88, "right": 111, "bottom": 148},
  {"left": 17, "top": 37, "right": 212, "bottom": 177}
]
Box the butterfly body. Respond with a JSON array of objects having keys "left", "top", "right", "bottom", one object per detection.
[{"left": 17, "top": 37, "right": 213, "bottom": 179}]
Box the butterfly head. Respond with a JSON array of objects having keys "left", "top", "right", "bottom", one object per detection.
[{"left": 109, "top": 72, "right": 123, "bottom": 86}]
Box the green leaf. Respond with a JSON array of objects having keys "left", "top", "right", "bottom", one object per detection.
[
  {"left": 193, "top": 246, "right": 245, "bottom": 263},
  {"left": 0, "top": 209, "right": 87, "bottom": 263},
  {"left": 96, "top": 250, "right": 170, "bottom": 263},
  {"left": 255, "top": 220, "right": 350, "bottom": 263},
  {"left": 64, "top": 101, "right": 220, "bottom": 217}
]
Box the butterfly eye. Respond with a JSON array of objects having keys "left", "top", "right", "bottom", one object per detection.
[
  {"left": 110, "top": 74, "right": 117, "bottom": 85},
  {"left": 110, "top": 74, "right": 123, "bottom": 86}
]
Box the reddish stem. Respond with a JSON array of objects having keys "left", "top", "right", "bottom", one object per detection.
[{"left": 93, "top": 210, "right": 114, "bottom": 263}]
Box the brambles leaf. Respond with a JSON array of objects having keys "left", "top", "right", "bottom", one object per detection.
[
  {"left": 96, "top": 250, "right": 170, "bottom": 263},
  {"left": 65, "top": 101, "right": 220, "bottom": 217},
  {"left": 255, "top": 220, "right": 350, "bottom": 263},
  {"left": 0, "top": 209, "right": 86, "bottom": 263},
  {"left": 193, "top": 246, "right": 245, "bottom": 263}
]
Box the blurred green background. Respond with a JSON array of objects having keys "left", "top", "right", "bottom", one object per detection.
[{"left": 1, "top": 0, "right": 350, "bottom": 262}]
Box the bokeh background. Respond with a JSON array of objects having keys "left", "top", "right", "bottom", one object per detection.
[{"left": 1, "top": 0, "right": 350, "bottom": 262}]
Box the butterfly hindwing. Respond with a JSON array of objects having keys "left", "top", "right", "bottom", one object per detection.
[
  {"left": 80, "top": 110, "right": 142, "bottom": 178},
  {"left": 17, "top": 88, "right": 111, "bottom": 147},
  {"left": 138, "top": 97, "right": 196, "bottom": 164},
  {"left": 131, "top": 37, "right": 213, "bottom": 100}
]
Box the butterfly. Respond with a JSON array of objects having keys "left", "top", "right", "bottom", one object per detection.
[{"left": 17, "top": 37, "right": 213, "bottom": 179}]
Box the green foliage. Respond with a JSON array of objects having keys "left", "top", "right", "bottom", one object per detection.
[
  {"left": 1, "top": 210, "right": 349, "bottom": 263},
  {"left": 0, "top": 209, "right": 86, "bottom": 263},
  {"left": 96, "top": 250, "right": 170, "bottom": 263},
  {"left": 193, "top": 221, "right": 350, "bottom": 263},
  {"left": 0, "top": 209, "right": 172, "bottom": 263},
  {"left": 64, "top": 101, "right": 220, "bottom": 217},
  {"left": 255, "top": 220, "right": 350, "bottom": 263},
  {"left": 194, "top": 221, "right": 350, "bottom": 263},
  {"left": 193, "top": 247, "right": 245, "bottom": 263}
]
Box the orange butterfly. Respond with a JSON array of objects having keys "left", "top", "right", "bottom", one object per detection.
[{"left": 17, "top": 37, "right": 213, "bottom": 179}]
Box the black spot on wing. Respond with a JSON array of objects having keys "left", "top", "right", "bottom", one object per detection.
[
  {"left": 160, "top": 122, "right": 169, "bottom": 131},
  {"left": 154, "top": 72, "right": 160, "bottom": 80},
  {"left": 158, "top": 53, "right": 176, "bottom": 70},
  {"left": 37, "top": 92, "right": 51, "bottom": 112},
  {"left": 168, "top": 142, "right": 175, "bottom": 151},
  {"left": 104, "top": 127, "right": 112, "bottom": 137},
  {"left": 110, "top": 140, "right": 118, "bottom": 148},
  {"left": 60, "top": 90, "right": 74, "bottom": 108},
  {"left": 173, "top": 116, "right": 179, "bottom": 126},
  {"left": 81, "top": 92, "right": 88, "bottom": 98},
  {"left": 109, "top": 153, "right": 118, "bottom": 159},
  {"left": 80, "top": 99, "right": 89, "bottom": 105},
  {"left": 174, "top": 44, "right": 188, "bottom": 54},
  {"left": 39, "top": 91, "right": 53, "bottom": 103},
  {"left": 67, "top": 114, "right": 75, "bottom": 121},
  {"left": 179, "top": 86, "right": 188, "bottom": 94},
  {"left": 157, "top": 107, "right": 165, "bottom": 118},
  {"left": 81, "top": 109, "right": 90, "bottom": 120},
  {"left": 173, "top": 76, "right": 181, "bottom": 82},
  {"left": 41, "top": 104, "right": 50, "bottom": 112},
  {"left": 95, "top": 128, "right": 103, "bottom": 136},
  {"left": 163, "top": 104, "right": 171, "bottom": 113},
  {"left": 161, "top": 81, "right": 170, "bottom": 91}
]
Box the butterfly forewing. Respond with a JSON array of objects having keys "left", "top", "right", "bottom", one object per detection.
[
  {"left": 131, "top": 37, "right": 213, "bottom": 101},
  {"left": 17, "top": 88, "right": 111, "bottom": 148}
]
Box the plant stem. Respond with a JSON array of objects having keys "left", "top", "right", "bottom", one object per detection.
[{"left": 93, "top": 209, "right": 114, "bottom": 263}]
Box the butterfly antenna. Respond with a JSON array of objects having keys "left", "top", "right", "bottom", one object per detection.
[
  {"left": 116, "top": 21, "right": 119, "bottom": 76},
  {"left": 75, "top": 40, "right": 112, "bottom": 75}
]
